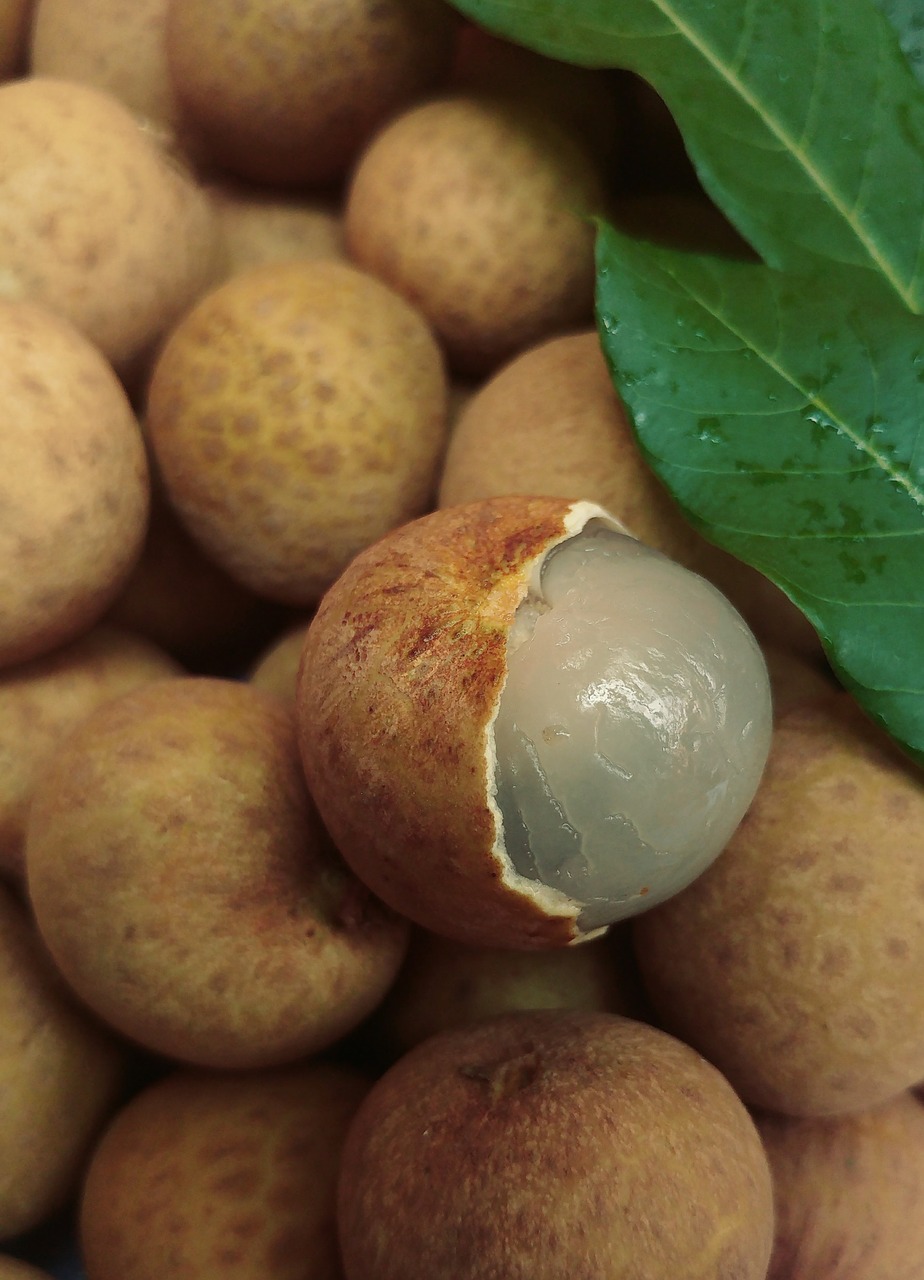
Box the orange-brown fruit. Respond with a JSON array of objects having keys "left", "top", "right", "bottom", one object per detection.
[
  {"left": 345, "top": 93, "right": 607, "bottom": 375},
  {"left": 0, "top": 625, "right": 180, "bottom": 881},
  {"left": 0, "top": 0, "right": 31, "bottom": 79},
  {"left": 437, "top": 329, "right": 710, "bottom": 567},
  {"left": 364, "top": 924, "right": 647, "bottom": 1061},
  {"left": 0, "top": 1259, "right": 55, "bottom": 1279},
  {"left": 0, "top": 77, "right": 215, "bottom": 370},
  {"left": 296, "top": 496, "right": 771, "bottom": 948},
  {"left": 165, "top": 0, "right": 459, "bottom": 187},
  {"left": 248, "top": 620, "right": 311, "bottom": 706},
  {"left": 80, "top": 1060, "right": 371, "bottom": 1280},
  {"left": 0, "top": 300, "right": 149, "bottom": 668},
  {"left": 25, "top": 678, "right": 409, "bottom": 1068},
  {"left": 0, "top": 883, "right": 126, "bottom": 1241},
  {"left": 755, "top": 1091, "right": 924, "bottom": 1280},
  {"left": 633, "top": 693, "right": 924, "bottom": 1116},
  {"left": 146, "top": 260, "right": 448, "bottom": 606},
  {"left": 208, "top": 181, "right": 345, "bottom": 284},
  {"left": 337, "top": 1009, "right": 775, "bottom": 1280},
  {"left": 29, "top": 0, "right": 178, "bottom": 136}
]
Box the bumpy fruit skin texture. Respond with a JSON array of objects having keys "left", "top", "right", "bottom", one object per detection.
[
  {"left": 756, "top": 1092, "right": 924, "bottom": 1280},
  {"left": 146, "top": 260, "right": 448, "bottom": 606},
  {"left": 80, "top": 1061, "right": 370, "bottom": 1280},
  {"left": 25, "top": 678, "right": 408, "bottom": 1069},
  {"left": 345, "top": 94, "right": 605, "bottom": 375},
  {"left": 634, "top": 693, "right": 924, "bottom": 1116},
  {"left": 0, "top": 625, "right": 180, "bottom": 880},
  {"left": 0, "top": 78, "right": 215, "bottom": 369},
  {"left": 0, "top": 885, "right": 125, "bottom": 1241},
  {"left": 0, "top": 301, "right": 149, "bottom": 668},
  {"left": 297, "top": 496, "right": 583, "bottom": 950},
  {"left": 166, "top": 0, "right": 459, "bottom": 187},
  {"left": 337, "top": 1009, "right": 775, "bottom": 1280}
]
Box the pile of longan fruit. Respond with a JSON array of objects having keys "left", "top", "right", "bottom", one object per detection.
[{"left": 2, "top": 1, "right": 923, "bottom": 1278}]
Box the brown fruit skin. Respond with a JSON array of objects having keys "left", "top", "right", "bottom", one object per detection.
[
  {"left": 755, "top": 1091, "right": 924, "bottom": 1280},
  {"left": 25, "top": 678, "right": 409, "bottom": 1069},
  {"left": 146, "top": 260, "right": 448, "bottom": 606},
  {"left": 165, "top": 0, "right": 459, "bottom": 187},
  {"left": 0, "top": 884, "right": 126, "bottom": 1242},
  {"left": 249, "top": 621, "right": 311, "bottom": 706},
  {"left": 0, "top": 0, "right": 32, "bottom": 79},
  {"left": 438, "top": 330, "right": 708, "bottom": 567},
  {"left": 364, "top": 924, "right": 648, "bottom": 1062},
  {"left": 296, "top": 496, "right": 586, "bottom": 950},
  {"left": 633, "top": 693, "right": 924, "bottom": 1117},
  {"left": 29, "top": 0, "right": 178, "bottom": 134},
  {"left": 337, "top": 1009, "right": 775, "bottom": 1280},
  {"left": 0, "top": 1259, "right": 55, "bottom": 1280},
  {"left": 0, "top": 301, "right": 149, "bottom": 669},
  {"left": 80, "top": 1061, "right": 371, "bottom": 1280},
  {"left": 0, "top": 625, "right": 181, "bottom": 881},
  {"left": 0, "top": 78, "right": 216, "bottom": 370},
  {"left": 208, "top": 182, "right": 345, "bottom": 284},
  {"left": 345, "top": 94, "right": 606, "bottom": 375}
]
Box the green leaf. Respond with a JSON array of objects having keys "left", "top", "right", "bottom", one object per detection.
[
  {"left": 449, "top": 0, "right": 924, "bottom": 312},
  {"left": 875, "top": 0, "right": 924, "bottom": 83},
  {"left": 594, "top": 221, "right": 924, "bottom": 765}
]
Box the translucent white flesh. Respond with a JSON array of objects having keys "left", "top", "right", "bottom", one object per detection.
[{"left": 493, "top": 523, "right": 772, "bottom": 931}]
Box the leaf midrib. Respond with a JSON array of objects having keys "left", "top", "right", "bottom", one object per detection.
[{"left": 639, "top": 259, "right": 924, "bottom": 511}]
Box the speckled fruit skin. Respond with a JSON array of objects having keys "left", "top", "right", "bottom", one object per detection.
[
  {"left": 0, "top": 78, "right": 215, "bottom": 369},
  {"left": 344, "top": 94, "right": 606, "bottom": 375},
  {"left": 0, "top": 884, "right": 125, "bottom": 1241},
  {"left": 337, "top": 1009, "right": 775, "bottom": 1280},
  {"left": 146, "top": 260, "right": 448, "bottom": 606},
  {"left": 0, "top": 301, "right": 149, "bottom": 669},
  {"left": 755, "top": 1091, "right": 924, "bottom": 1280},
  {"left": 633, "top": 693, "right": 924, "bottom": 1117},
  {"left": 25, "top": 678, "right": 409, "bottom": 1069},
  {"left": 296, "top": 495, "right": 599, "bottom": 950},
  {"left": 438, "top": 330, "right": 710, "bottom": 567},
  {"left": 165, "top": 0, "right": 459, "bottom": 187},
  {"left": 30, "top": 0, "right": 178, "bottom": 135},
  {"left": 80, "top": 1061, "right": 371, "bottom": 1280},
  {"left": 0, "top": 625, "right": 180, "bottom": 881}
]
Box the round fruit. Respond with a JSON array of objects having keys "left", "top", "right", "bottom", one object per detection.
[
  {"left": 146, "top": 260, "right": 448, "bottom": 606},
  {"left": 634, "top": 693, "right": 924, "bottom": 1115},
  {"left": 337, "top": 1009, "right": 775, "bottom": 1280},
  {"left": 296, "top": 496, "right": 772, "bottom": 947},
  {"left": 25, "top": 677, "right": 409, "bottom": 1068}
]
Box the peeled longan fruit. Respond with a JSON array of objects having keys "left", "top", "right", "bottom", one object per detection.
[
  {"left": 0, "top": 625, "right": 180, "bottom": 881},
  {"left": 29, "top": 0, "right": 178, "bottom": 136},
  {"left": 0, "top": 77, "right": 215, "bottom": 369},
  {"left": 633, "top": 693, "right": 924, "bottom": 1116},
  {"left": 80, "top": 1060, "right": 371, "bottom": 1280},
  {"left": 0, "top": 883, "right": 126, "bottom": 1241},
  {"left": 146, "top": 260, "right": 448, "bottom": 606},
  {"left": 296, "top": 496, "right": 772, "bottom": 948},
  {"left": 166, "top": 0, "right": 459, "bottom": 187},
  {"left": 0, "top": 301, "right": 149, "bottom": 668},
  {"left": 337, "top": 1009, "right": 774, "bottom": 1280},
  {"left": 26, "top": 678, "right": 409, "bottom": 1069},
  {"left": 755, "top": 1092, "right": 924, "bottom": 1280},
  {"left": 345, "top": 93, "right": 607, "bottom": 375}
]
